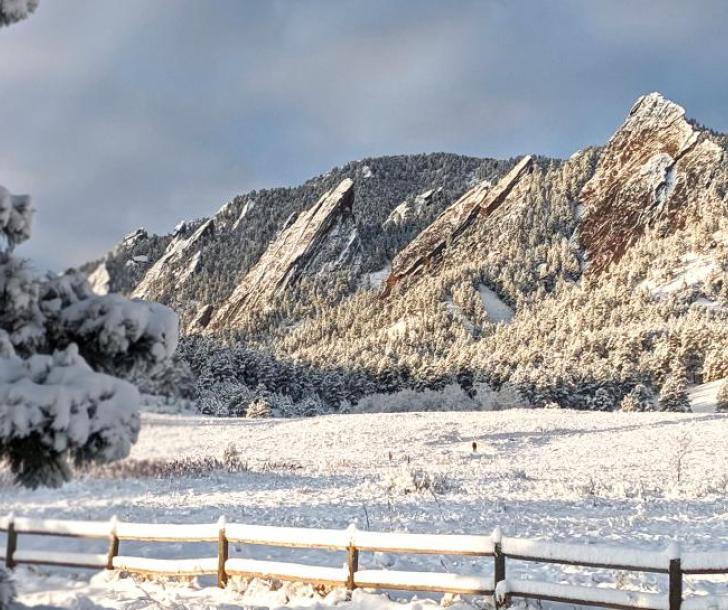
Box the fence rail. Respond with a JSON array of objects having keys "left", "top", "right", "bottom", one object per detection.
[{"left": 2, "top": 515, "right": 728, "bottom": 610}]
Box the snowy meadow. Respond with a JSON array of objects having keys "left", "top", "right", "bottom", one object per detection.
[{"left": 3, "top": 409, "right": 728, "bottom": 609}]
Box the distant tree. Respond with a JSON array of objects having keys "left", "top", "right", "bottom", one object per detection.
[
  {"left": 591, "top": 387, "right": 616, "bottom": 411},
  {"left": 658, "top": 372, "right": 691, "bottom": 413},
  {"left": 246, "top": 397, "right": 272, "bottom": 419},
  {"left": 620, "top": 383, "right": 653, "bottom": 412}
]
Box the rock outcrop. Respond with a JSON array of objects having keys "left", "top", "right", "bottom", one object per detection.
[
  {"left": 131, "top": 218, "right": 215, "bottom": 301},
  {"left": 205, "top": 178, "right": 356, "bottom": 331},
  {"left": 383, "top": 188, "right": 437, "bottom": 227},
  {"left": 383, "top": 155, "right": 534, "bottom": 294},
  {"left": 579, "top": 92, "right": 726, "bottom": 273}
]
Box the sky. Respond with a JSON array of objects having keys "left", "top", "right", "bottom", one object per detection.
[{"left": 2, "top": 0, "right": 728, "bottom": 270}]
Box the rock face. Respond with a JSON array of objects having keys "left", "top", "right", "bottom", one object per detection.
[
  {"left": 383, "top": 155, "right": 534, "bottom": 294},
  {"left": 579, "top": 92, "right": 726, "bottom": 273},
  {"left": 383, "top": 188, "right": 437, "bottom": 227},
  {"left": 205, "top": 178, "right": 356, "bottom": 331},
  {"left": 132, "top": 218, "right": 215, "bottom": 301}
]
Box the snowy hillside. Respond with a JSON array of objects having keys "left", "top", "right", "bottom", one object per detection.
[{"left": 3, "top": 410, "right": 728, "bottom": 609}]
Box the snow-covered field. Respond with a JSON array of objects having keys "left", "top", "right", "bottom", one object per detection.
[{"left": 3, "top": 409, "right": 728, "bottom": 609}]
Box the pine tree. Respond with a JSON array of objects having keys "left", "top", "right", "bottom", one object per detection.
[
  {"left": 619, "top": 393, "right": 640, "bottom": 412},
  {"left": 1, "top": 9, "right": 39, "bottom": 604},
  {"left": 620, "top": 383, "right": 653, "bottom": 412},
  {"left": 592, "top": 387, "right": 616, "bottom": 411},
  {"left": 246, "top": 397, "right": 272, "bottom": 418},
  {"left": 0, "top": 0, "right": 38, "bottom": 26},
  {"left": 658, "top": 373, "right": 692, "bottom": 413},
  {"left": 0, "top": 187, "right": 178, "bottom": 488}
]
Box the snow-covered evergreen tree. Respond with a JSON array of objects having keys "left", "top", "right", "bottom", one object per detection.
[
  {"left": 591, "top": 387, "right": 616, "bottom": 411},
  {"left": 0, "top": 187, "right": 179, "bottom": 488},
  {"left": 0, "top": 0, "right": 38, "bottom": 26},
  {"left": 620, "top": 383, "right": 653, "bottom": 412},
  {"left": 246, "top": 397, "right": 272, "bottom": 418},
  {"left": 1, "top": 9, "right": 40, "bottom": 602},
  {"left": 658, "top": 372, "right": 692, "bottom": 413}
]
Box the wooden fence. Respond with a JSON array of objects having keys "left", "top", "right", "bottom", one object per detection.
[{"left": 2, "top": 515, "right": 728, "bottom": 610}]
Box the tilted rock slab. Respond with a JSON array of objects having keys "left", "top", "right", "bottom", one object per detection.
[
  {"left": 132, "top": 218, "right": 215, "bottom": 301},
  {"left": 206, "top": 178, "right": 355, "bottom": 330},
  {"left": 579, "top": 92, "right": 727, "bottom": 273},
  {"left": 383, "top": 155, "right": 533, "bottom": 294}
]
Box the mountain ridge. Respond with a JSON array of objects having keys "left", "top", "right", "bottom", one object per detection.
[{"left": 86, "top": 92, "right": 728, "bottom": 414}]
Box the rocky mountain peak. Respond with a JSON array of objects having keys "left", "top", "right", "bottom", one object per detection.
[{"left": 579, "top": 92, "right": 726, "bottom": 273}]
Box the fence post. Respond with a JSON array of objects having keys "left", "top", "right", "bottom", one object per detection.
[
  {"left": 106, "top": 515, "right": 119, "bottom": 570},
  {"left": 668, "top": 542, "right": 682, "bottom": 610},
  {"left": 492, "top": 527, "right": 506, "bottom": 608},
  {"left": 5, "top": 514, "right": 16, "bottom": 570},
  {"left": 217, "top": 517, "right": 229, "bottom": 588},
  {"left": 346, "top": 524, "right": 359, "bottom": 592}
]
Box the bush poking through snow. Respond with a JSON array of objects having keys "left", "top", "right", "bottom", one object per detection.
[
  {"left": 223, "top": 442, "right": 246, "bottom": 471},
  {"left": 0, "top": 568, "right": 15, "bottom": 610},
  {"left": 79, "top": 453, "right": 251, "bottom": 480},
  {"left": 673, "top": 432, "right": 693, "bottom": 488},
  {"left": 386, "top": 467, "right": 458, "bottom": 496},
  {"left": 0, "top": 186, "right": 178, "bottom": 487}
]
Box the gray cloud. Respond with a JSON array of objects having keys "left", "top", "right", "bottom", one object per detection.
[{"left": 1, "top": 0, "right": 727, "bottom": 270}]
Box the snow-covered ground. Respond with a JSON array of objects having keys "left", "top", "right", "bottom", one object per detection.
[
  {"left": 3, "top": 409, "right": 728, "bottom": 609},
  {"left": 688, "top": 380, "right": 724, "bottom": 413},
  {"left": 641, "top": 252, "right": 717, "bottom": 297},
  {"left": 476, "top": 285, "right": 514, "bottom": 323}
]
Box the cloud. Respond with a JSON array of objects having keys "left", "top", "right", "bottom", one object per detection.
[{"left": 1, "top": 0, "right": 727, "bottom": 270}]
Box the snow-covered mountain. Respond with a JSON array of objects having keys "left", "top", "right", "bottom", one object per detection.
[{"left": 86, "top": 93, "right": 728, "bottom": 414}]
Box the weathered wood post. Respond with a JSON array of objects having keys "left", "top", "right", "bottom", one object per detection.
[
  {"left": 5, "top": 514, "right": 17, "bottom": 570},
  {"left": 217, "top": 516, "right": 229, "bottom": 588},
  {"left": 106, "top": 515, "right": 119, "bottom": 571},
  {"left": 346, "top": 524, "right": 359, "bottom": 592},
  {"left": 492, "top": 527, "right": 506, "bottom": 608},
  {"left": 668, "top": 543, "right": 682, "bottom": 610}
]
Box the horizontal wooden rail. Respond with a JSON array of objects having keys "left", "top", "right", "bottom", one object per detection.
[
  {"left": 501, "top": 536, "right": 671, "bottom": 573},
  {"left": 496, "top": 579, "right": 669, "bottom": 610},
  {"left": 3, "top": 514, "right": 728, "bottom": 610}
]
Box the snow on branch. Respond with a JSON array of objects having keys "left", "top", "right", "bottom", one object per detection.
[
  {"left": 0, "top": 0, "right": 39, "bottom": 27},
  {"left": 0, "top": 182, "right": 179, "bottom": 488},
  {"left": 0, "top": 187, "right": 33, "bottom": 253},
  {"left": 0, "top": 337, "right": 141, "bottom": 488},
  {"left": 58, "top": 294, "right": 179, "bottom": 374}
]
